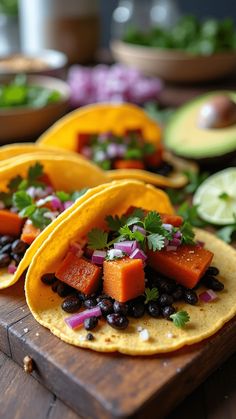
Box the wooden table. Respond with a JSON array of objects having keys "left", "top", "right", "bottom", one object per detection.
[{"left": 1, "top": 345, "right": 236, "bottom": 419}]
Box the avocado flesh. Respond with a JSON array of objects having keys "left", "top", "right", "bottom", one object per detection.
[{"left": 164, "top": 91, "right": 236, "bottom": 159}]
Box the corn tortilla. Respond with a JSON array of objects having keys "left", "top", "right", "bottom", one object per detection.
[{"left": 25, "top": 181, "right": 236, "bottom": 355}]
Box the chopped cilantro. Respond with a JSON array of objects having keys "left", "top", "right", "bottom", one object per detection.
[
  {"left": 19, "top": 204, "right": 36, "bottom": 218},
  {"left": 87, "top": 228, "right": 109, "bottom": 250},
  {"left": 170, "top": 311, "right": 190, "bottom": 328},
  {"left": 126, "top": 216, "right": 142, "bottom": 227},
  {"left": 7, "top": 175, "right": 23, "bottom": 192},
  {"left": 177, "top": 202, "right": 206, "bottom": 228},
  {"left": 180, "top": 221, "right": 195, "bottom": 245},
  {"left": 106, "top": 214, "right": 125, "bottom": 231},
  {"left": 144, "top": 211, "right": 162, "bottom": 233},
  {"left": 56, "top": 191, "right": 71, "bottom": 202},
  {"left": 0, "top": 192, "right": 13, "bottom": 207},
  {"left": 183, "top": 170, "right": 209, "bottom": 194},
  {"left": 28, "top": 162, "right": 43, "bottom": 181},
  {"left": 71, "top": 189, "right": 88, "bottom": 201},
  {"left": 147, "top": 233, "right": 165, "bottom": 251},
  {"left": 13, "top": 191, "right": 32, "bottom": 210},
  {"left": 31, "top": 208, "right": 51, "bottom": 229},
  {"left": 144, "top": 287, "right": 159, "bottom": 304}
]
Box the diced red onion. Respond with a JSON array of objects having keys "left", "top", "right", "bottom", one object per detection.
[
  {"left": 81, "top": 146, "right": 92, "bottom": 159},
  {"left": 107, "top": 248, "right": 124, "bottom": 260},
  {"left": 26, "top": 186, "right": 37, "bottom": 199},
  {"left": 162, "top": 223, "right": 173, "bottom": 232},
  {"left": 50, "top": 196, "right": 63, "bottom": 211},
  {"left": 106, "top": 143, "right": 120, "bottom": 159},
  {"left": 132, "top": 225, "right": 146, "bottom": 236},
  {"left": 169, "top": 238, "right": 181, "bottom": 247},
  {"left": 173, "top": 231, "right": 182, "bottom": 239},
  {"left": 8, "top": 264, "right": 17, "bottom": 274},
  {"left": 63, "top": 201, "right": 74, "bottom": 210},
  {"left": 69, "top": 242, "right": 84, "bottom": 258},
  {"left": 65, "top": 306, "right": 102, "bottom": 329},
  {"left": 166, "top": 245, "right": 177, "bottom": 252},
  {"left": 92, "top": 250, "right": 106, "bottom": 265},
  {"left": 114, "top": 240, "right": 139, "bottom": 255},
  {"left": 199, "top": 289, "right": 218, "bottom": 303},
  {"left": 130, "top": 248, "right": 147, "bottom": 261}
]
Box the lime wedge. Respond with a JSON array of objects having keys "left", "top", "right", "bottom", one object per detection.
[{"left": 193, "top": 168, "right": 236, "bottom": 225}]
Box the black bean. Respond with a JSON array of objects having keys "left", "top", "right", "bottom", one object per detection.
[
  {"left": 1, "top": 243, "right": 12, "bottom": 255},
  {"left": 41, "top": 273, "right": 57, "bottom": 286},
  {"left": 96, "top": 294, "right": 113, "bottom": 303},
  {"left": 206, "top": 266, "right": 219, "bottom": 276},
  {"left": 84, "top": 298, "right": 97, "bottom": 309},
  {"left": 57, "top": 282, "right": 73, "bottom": 298},
  {"left": 86, "top": 333, "right": 94, "bottom": 341},
  {"left": 202, "top": 276, "right": 224, "bottom": 291},
  {"left": 11, "top": 253, "right": 22, "bottom": 265},
  {"left": 98, "top": 299, "right": 114, "bottom": 316},
  {"left": 113, "top": 301, "right": 129, "bottom": 316},
  {"left": 61, "top": 296, "right": 81, "bottom": 313},
  {"left": 152, "top": 162, "right": 173, "bottom": 176},
  {"left": 147, "top": 301, "right": 160, "bottom": 318},
  {"left": 128, "top": 300, "right": 145, "bottom": 318},
  {"left": 78, "top": 292, "right": 86, "bottom": 302},
  {"left": 52, "top": 280, "right": 60, "bottom": 293},
  {"left": 183, "top": 289, "right": 198, "bottom": 305},
  {"left": 11, "top": 239, "right": 28, "bottom": 255},
  {"left": 161, "top": 305, "right": 176, "bottom": 319},
  {"left": 106, "top": 313, "right": 129, "bottom": 330},
  {"left": 172, "top": 285, "right": 184, "bottom": 301},
  {"left": 158, "top": 278, "right": 176, "bottom": 294},
  {"left": 158, "top": 293, "right": 174, "bottom": 307},
  {"left": 0, "top": 253, "right": 11, "bottom": 268},
  {"left": 84, "top": 316, "right": 98, "bottom": 330},
  {"left": 0, "top": 235, "right": 14, "bottom": 246}
]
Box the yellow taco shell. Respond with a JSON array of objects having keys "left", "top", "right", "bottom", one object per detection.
[
  {"left": 0, "top": 153, "right": 108, "bottom": 289},
  {"left": 25, "top": 181, "right": 236, "bottom": 355},
  {"left": 37, "top": 103, "right": 195, "bottom": 188}
]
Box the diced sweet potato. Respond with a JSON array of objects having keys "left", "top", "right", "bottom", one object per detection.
[
  {"left": 56, "top": 252, "right": 101, "bottom": 295},
  {"left": 160, "top": 214, "right": 183, "bottom": 227},
  {"left": 0, "top": 210, "right": 24, "bottom": 237},
  {"left": 76, "top": 133, "right": 91, "bottom": 153},
  {"left": 148, "top": 245, "right": 214, "bottom": 289},
  {"left": 103, "top": 257, "right": 145, "bottom": 302},
  {"left": 114, "top": 160, "right": 145, "bottom": 170},
  {"left": 21, "top": 221, "right": 41, "bottom": 245}
]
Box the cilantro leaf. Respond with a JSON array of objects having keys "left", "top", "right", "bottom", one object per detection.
[
  {"left": 13, "top": 191, "right": 33, "bottom": 210},
  {"left": 119, "top": 225, "right": 134, "bottom": 240},
  {"left": 28, "top": 162, "right": 43, "bottom": 181},
  {"left": 130, "top": 208, "right": 145, "bottom": 219},
  {"left": 0, "top": 192, "right": 12, "bottom": 207},
  {"left": 166, "top": 188, "right": 186, "bottom": 205},
  {"left": 126, "top": 216, "right": 141, "bottom": 227},
  {"left": 106, "top": 215, "right": 124, "bottom": 231},
  {"left": 88, "top": 228, "right": 109, "bottom": 250},
  {"left": 19, "top": 204, "right": 36, "bottom": 218},
  {"left": 144, "top": 211, "right": 162, "bottom": 233},
  {"left": 217, "top": 225, "right": 236, "bottom": 243},
  {"left": 18, "top": 179, "right": 28, "bottom": 190},
  {"left": 7, "top": 175, "right": 23, "bottom": 192},
  {"left": 183, "top": 170, "right": 209, "bottom": 194},
  {"left": 147, "top": 233, "right": 165, "bottom": 251},
  {"left": 177, "top": 202, "right": 206, "bottom": 228},
  {"left": 144, "top": 287, "right": 159, "bottom": 304},
  {"left": 30, "top": 208, "right": 51, "bottom": 229},
  {"left": 56, "top": 191, "right": 71, "bottom": 203},
  {"left": 180, "top": 221, "right": 195, "bottom": 245},
  {"left": 170, "top": 311, "right": 190, "bottom": 328}
]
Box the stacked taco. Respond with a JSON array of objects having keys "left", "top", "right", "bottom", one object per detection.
[
  {"left": 37, "top": 103, "right": 197, "bottom": 188},
  {"left": 25, "top": 180, "right": 236, "bottom": 355},
  {"left": 0, "top": 152, "right": 108, "bottom": 289}
]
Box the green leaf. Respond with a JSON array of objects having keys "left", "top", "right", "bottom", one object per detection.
[
  {"left": 177, "top": 202, "right": 206, "bottom": 228},
  {"left": 131, "top": 208, "right": 145, "bottom": 219},
  {"left": 56, "top": 191, "right": 71, "bottom": 203},
  {"left": 126, "top": 216, "right": 141, "bottom": 227},
  {"left": 144, "top": 211, "right": 162, "bottom": 233},
  {"left": 166, "top": 188, "right": 186, "bottom": 205},
  {"left": 119, "top": 225, "right": 133, "bottom": 240},
  {"left": 13, "top": 191, "right": 32, "bottom": 210},
  {"left": 217, "top": 225, "right": 236, "bottom": 243},
  {"left": 71, "top": 189, "right": 88, "bottom": 201},
  {"left": 183, "top": 170, "right": 209, "bottom": 194},
  {"left": 132, "top": 230, "right": 146, "bottom": 242},
  {"left": 28, "top": 162, "right": 43, "bottom": 181},
  {"left": 18, "top": 179, "right": 28, "bottom": 190},
  {"left": 170, "top": 311, "right": 190, "bottom": 328},
  {"left": 87, "top": 228, "right": 109, "bottom": 250},
  {"left": 144, "top": 287, "right": 159, "bottom": 304},
  {"left": 0, "top": 192, "right": 12, "bottom": 207},
  {"left": 7, "top": 175, "right": 23, "bottom": 192},
  {"left": 147, "top": 233, "right": 165, "bottom": 251},
  {"left": 106, "top": 215, "right": 124, "bottom": 232},
  {"left": 19, "top": 204, "right": 36, "bottom": 218},
  {"left": 180, "top": 221, "right": 195, "bottom": 245},
  {"left": 30, "top": 208, "right": 51, "bottom": 229}
]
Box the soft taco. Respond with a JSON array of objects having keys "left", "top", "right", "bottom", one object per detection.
[
  {"left": 0, "top": 152, "right": 108, "bottom": 289},
  {"left": 37, "top": 103, "right": 197, "bottom": 188},
  {"left": 25, "top": 180, "right": 235, "bottom": 355}
]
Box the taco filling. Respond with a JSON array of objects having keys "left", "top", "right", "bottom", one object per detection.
[
  {"left": 77, "top": 130, "right": 173, "bottom": 175},
  {"left": 40, "top": 207, "right": 224, "bottom": 338},
  {"left": 0, "top": 162, "right": 86, "bottom": 274}
]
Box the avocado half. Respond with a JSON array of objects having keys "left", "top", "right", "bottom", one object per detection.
[{"left": 164, "top": 91, "right": 236, "bottom": 167}]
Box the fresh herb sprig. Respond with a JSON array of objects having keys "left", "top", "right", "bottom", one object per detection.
[
  {"left": 13, "top": 190, "right": 51, "bottom": 229},
  {"left": 170, "top": 311, "right": 190, "bottom": 328},
  {"left": 144, "top": 287, "right": 159, "bottom": 304}
]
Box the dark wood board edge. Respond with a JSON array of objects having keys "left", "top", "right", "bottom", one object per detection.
[{"left": 6, "top": 311, "right": 236, "bottom": 419}]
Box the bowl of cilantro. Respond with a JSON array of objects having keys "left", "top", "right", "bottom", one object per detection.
[
  {"left": 0, "top": 74, "right": 70, "bottom": 143},
  {"left": 111, "top": 16, "right": 236, "bottom": 83}
]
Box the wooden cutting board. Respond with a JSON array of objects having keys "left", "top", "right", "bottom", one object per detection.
[{"left": 1, "top": 278, "right": 236, "bottom": 419}]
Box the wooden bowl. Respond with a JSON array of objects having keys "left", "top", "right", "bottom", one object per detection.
[
  {"left": 111, "top": 40, "right": 236, "bottom": 84},
  {"left": 0, "top": 75, "right": 70, "bottom": 144}
]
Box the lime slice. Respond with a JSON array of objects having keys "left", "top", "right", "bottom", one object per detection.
[{"left": 193, "top": 168, "right": 236, "bottom": 225}]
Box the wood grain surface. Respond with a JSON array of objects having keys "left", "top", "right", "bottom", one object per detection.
[{"left": 0, "top": 278, "right": 236, "bottom": 419}]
